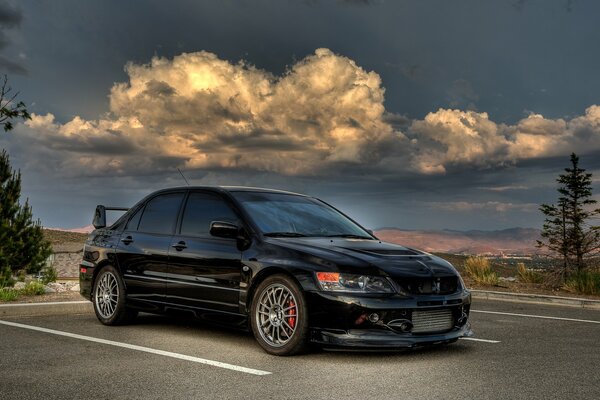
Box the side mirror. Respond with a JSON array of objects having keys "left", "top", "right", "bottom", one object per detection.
[
  {"left": 366, "top": 229, "right": 373, "bottom": 235},
  {"left": 210, "top": 221, "right": 239, "bottom": 239},
  {"left": 93, "top": 205, "right": 106, "bottom": 229}
]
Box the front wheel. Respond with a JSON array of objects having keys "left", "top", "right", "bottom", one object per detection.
[
  {"left": 93, "top": 265, "right": 137, "bottom": 325},
  {"left": 250, "top": 274, "right": 309, "bottom": 356}
]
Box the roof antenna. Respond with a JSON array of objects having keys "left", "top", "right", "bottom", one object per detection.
[{"left": 177, "top": 168, "right": 190, "bottom": 186}]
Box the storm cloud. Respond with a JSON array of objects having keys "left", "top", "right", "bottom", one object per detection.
[
  {"left": 4, "top": 49, "right": 600, "bottom": 182},
  {"left": 6, "top": 49, "right": 402, "bottom": 177},
  {"left": 0, "top": 0, "right": 26, "bottom": 74}
]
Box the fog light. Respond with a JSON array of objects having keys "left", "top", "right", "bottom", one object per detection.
[
  {"left": 368, "top": 313, "right": 380, "bottom": 323},
  {"left": 355, "top": 313, "right": 368, "bottom": 325}
]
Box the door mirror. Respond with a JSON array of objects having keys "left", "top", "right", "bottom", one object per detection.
[
  {"left": 210, "top": 221, "right": 239, "bottom": 239},
  {"left": 93, "top": 205, "right": 106, "bottom": 229}
]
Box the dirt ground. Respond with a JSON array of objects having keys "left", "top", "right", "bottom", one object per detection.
[
  {"left": 464, "top": 278, "right": 600, "bottom": 300},
  {"left": 3, "top": 291, "right": 84, "bottom": 304}
]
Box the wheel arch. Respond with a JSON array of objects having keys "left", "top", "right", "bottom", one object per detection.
[
  {"left": 245, "top": 267, "right": 305, "bottom": 313},
  {"left": 91, "top": 260, "right": 123, "bottom": 291}
]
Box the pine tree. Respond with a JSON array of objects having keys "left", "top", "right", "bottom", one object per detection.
[
  {"left": 0, "top": 76, "right": 47, "bottom": 287},
  {"left": 0, "top": 150, "right": 52, "bottom": 286},
  {"left": 0, "top": 75, "right": 31, "bottom": 132},
  {"left": 537, "top": 153, "right": 600, "bottom": 274},
  {"left": 537, "top": 201, "right": 570, "bottom": 277}
]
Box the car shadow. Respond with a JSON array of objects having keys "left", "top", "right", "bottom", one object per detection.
[{"left": 128, "top": 312, "right": 473, "bottom": 360}]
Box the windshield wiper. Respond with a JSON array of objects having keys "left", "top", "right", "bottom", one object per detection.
[
  {"left": 324, "top": 234, "right": 373, "bottom": 240},
  {"left": 264, "top": 232, "right": 309, "bottom": 237}
]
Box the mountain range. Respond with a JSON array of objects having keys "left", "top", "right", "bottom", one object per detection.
[
  {"left": 374, "top": 227, "right": 542, "bottom": 255},
  {"left": 52, "top": 225, "right": 543, "bottom": 255}
]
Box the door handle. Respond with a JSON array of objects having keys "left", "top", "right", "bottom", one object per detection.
[
  {"left": 171, "top": 241, "right": 187, "bottom": 251},
  {"left": 121, "top": 236, "right": 134, "bottom": 245}
]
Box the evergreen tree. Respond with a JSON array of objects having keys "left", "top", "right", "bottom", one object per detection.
[
  {"left": 537, "top": 201, "right": 570, "bottom": 276},
  {"left": 0, "top": 150, "right": 52, "bottom": 286},
  {"left": 0, "top": 75, "right": 31, "bottom": 132},
  {"left": 0, "top": 75, "right": 50, "bottom": 286},
  {"left": 537, "top": 153, "right": 600, "bottom": 274}
]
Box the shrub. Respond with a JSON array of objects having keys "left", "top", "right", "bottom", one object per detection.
[
  {"left": 564, "top": 270, "right": 600, "bottom": 295},
  {"left": 0, "top": 265, "right": 14, "bottom": 288},
  {"left": 40, "top": 265, "right": 58, "bottom": 284},
  {"left": 517, "top": 263, "right": 544, "bottom": 284},
  {"left": 464, "top": 256, "right": 499, "bottom": 286},
  {"left": 0, "top": 287, "right": 19, "bottom": 301},
  {"left": 20, "top": 281, "right": 45, "bottom": 296}
]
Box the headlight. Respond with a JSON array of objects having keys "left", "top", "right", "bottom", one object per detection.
[{"left": 315, "top": 272, "right": 395, "bottom": 293}]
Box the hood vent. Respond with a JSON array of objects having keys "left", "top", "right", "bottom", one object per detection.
[{"left": 350, "top": 248, "right": 421, "bottom": 256}]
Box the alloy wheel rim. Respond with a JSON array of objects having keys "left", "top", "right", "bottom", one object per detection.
[
  {"left": 256, "top": 283, "right": 299, "bottom": 347},
  {"left": 95, "top": 271, "right": 119, "bottom": 319}
]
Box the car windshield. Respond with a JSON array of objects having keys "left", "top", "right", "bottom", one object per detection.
[{"left": 231, "top": 191, "right": 373, "bottom": 239}]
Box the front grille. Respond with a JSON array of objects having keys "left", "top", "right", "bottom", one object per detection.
[
  {"left": 397, "top": 276, "right": 458, "bottom": 295},
  {"left": 411, "top": 309, "right": 454, "bottom": 333}
]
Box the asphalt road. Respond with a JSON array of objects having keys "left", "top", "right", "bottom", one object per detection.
[{"left": 1, "top": 300, "right": 599, "bottom": 400}]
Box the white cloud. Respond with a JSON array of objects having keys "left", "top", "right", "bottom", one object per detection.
[
  {"left": 408, "top": 105, "right": 600, "bottom": 173},
  {"left": 408, "top": 109, "right": 512, "bottom": 174},
  {"left": 3, "top": 49, "right": 600, "bottom": 179},
  {"left": 4, "top": 49, "right": 402, "bottom": 177}
]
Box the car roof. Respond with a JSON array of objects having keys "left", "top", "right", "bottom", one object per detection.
[{"left": 154, "top": 185, "right": 307, "bottom": 197}]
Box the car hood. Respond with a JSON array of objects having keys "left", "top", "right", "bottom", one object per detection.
[{"left": 264, "top": 237, "right": 459, "bottom": 279}]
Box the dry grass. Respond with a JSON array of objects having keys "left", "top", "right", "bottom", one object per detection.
[
  {"left": 464, "top": 256, "right": 499, "bottom": 286},
  {"left": 517, "top": 262, "right": 544, "bottom": 284},
  {"left": 564, "top": 270, "right": 600, "bottom": 295}
]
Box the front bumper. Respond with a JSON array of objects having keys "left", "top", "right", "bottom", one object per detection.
[
  {"left": 305, "top": 289, "right": 472, "bottom": 348},
  {"left": 312, "top": 322, "right": 472, "bottom": 348}
]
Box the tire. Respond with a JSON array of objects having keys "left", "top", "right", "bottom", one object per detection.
[
  {"left": 93, "top": 265, "right": 138, "bottom": 325},
  {"left": 250, "top": 274, "right": 309, "bottom": 356}
]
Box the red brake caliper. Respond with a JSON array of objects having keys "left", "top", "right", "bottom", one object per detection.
[{"left": 288, "top": 299, "right": 296, "bottom": 329}]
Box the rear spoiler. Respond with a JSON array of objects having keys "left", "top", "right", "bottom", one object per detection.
[{"left": 92, "top": 205, "right": 129, "bottom": 229}]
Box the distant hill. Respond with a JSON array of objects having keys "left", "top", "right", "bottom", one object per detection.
[
  {"left": 46, "top": 225, "right": 94, "bottom": 234},
  {"left": 375, "top": 227, "right": 542, "bottom": 255},
  {"left": 65, "top": 225, "right": 95, "bottom": 234},
  {"left": 44, "top": 226, "right": 542, "bottom": 255},
  {"left": 43, "top": 229, "right": 88, "bottom": 245}
]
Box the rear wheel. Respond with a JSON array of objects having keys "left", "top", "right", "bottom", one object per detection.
[
  {"left": 93, "top": 265, "right": 137, "bottom": 325},
  {"left": 250, "top": 274, "right": 309, "bottom": 356}
]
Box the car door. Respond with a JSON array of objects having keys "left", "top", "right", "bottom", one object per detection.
[
  {"left": 116, "top": 191, "right": 185, "bottom": 308},
  {"left": 166, "top": 191, "right": 243, "bottom": 314}
]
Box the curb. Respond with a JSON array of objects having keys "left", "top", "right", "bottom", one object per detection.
[
  {"left": 471, "top": 290, "right": 600, "bottom": 310},
  {"left": 0, "top": 301, "right": 93, "bottom": 318}
]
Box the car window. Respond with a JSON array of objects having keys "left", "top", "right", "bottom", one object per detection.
[
  {"left": 137, "top": 193, "right": 184, "bottom": 234},
  {"left": 125, "top": 206, "right": 143, "bottom": 231},
  {"left": 231, "top": 191, "right": 371, "bottom": 238},
  {"left": 180, "top": 192, "right": 239, "bottom": 237}
]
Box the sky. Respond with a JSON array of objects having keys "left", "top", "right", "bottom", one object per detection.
[{"left": 1, "top": 0, "right": 600, "bottom": 231}]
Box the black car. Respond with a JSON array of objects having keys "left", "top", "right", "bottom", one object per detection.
[{"left": 80, "top": 186, "right": 472, "bottom": 355}]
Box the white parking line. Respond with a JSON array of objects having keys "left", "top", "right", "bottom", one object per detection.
[
  {"left": 0, "top": 320, "right": 271, "bottom": 376},
  {"left": 0, "top": 301, "right": 90, "bottom": 307},
  {"left": 472, "top": 310, "right": 600, "bottom": 325},
  {"left": 460, "top": 337, "right": 501, "bottom": 344}
]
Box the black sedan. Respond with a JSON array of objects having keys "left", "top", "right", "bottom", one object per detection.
[{"left": 80, "top": 186, "right": 472, "bottom": 356}]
